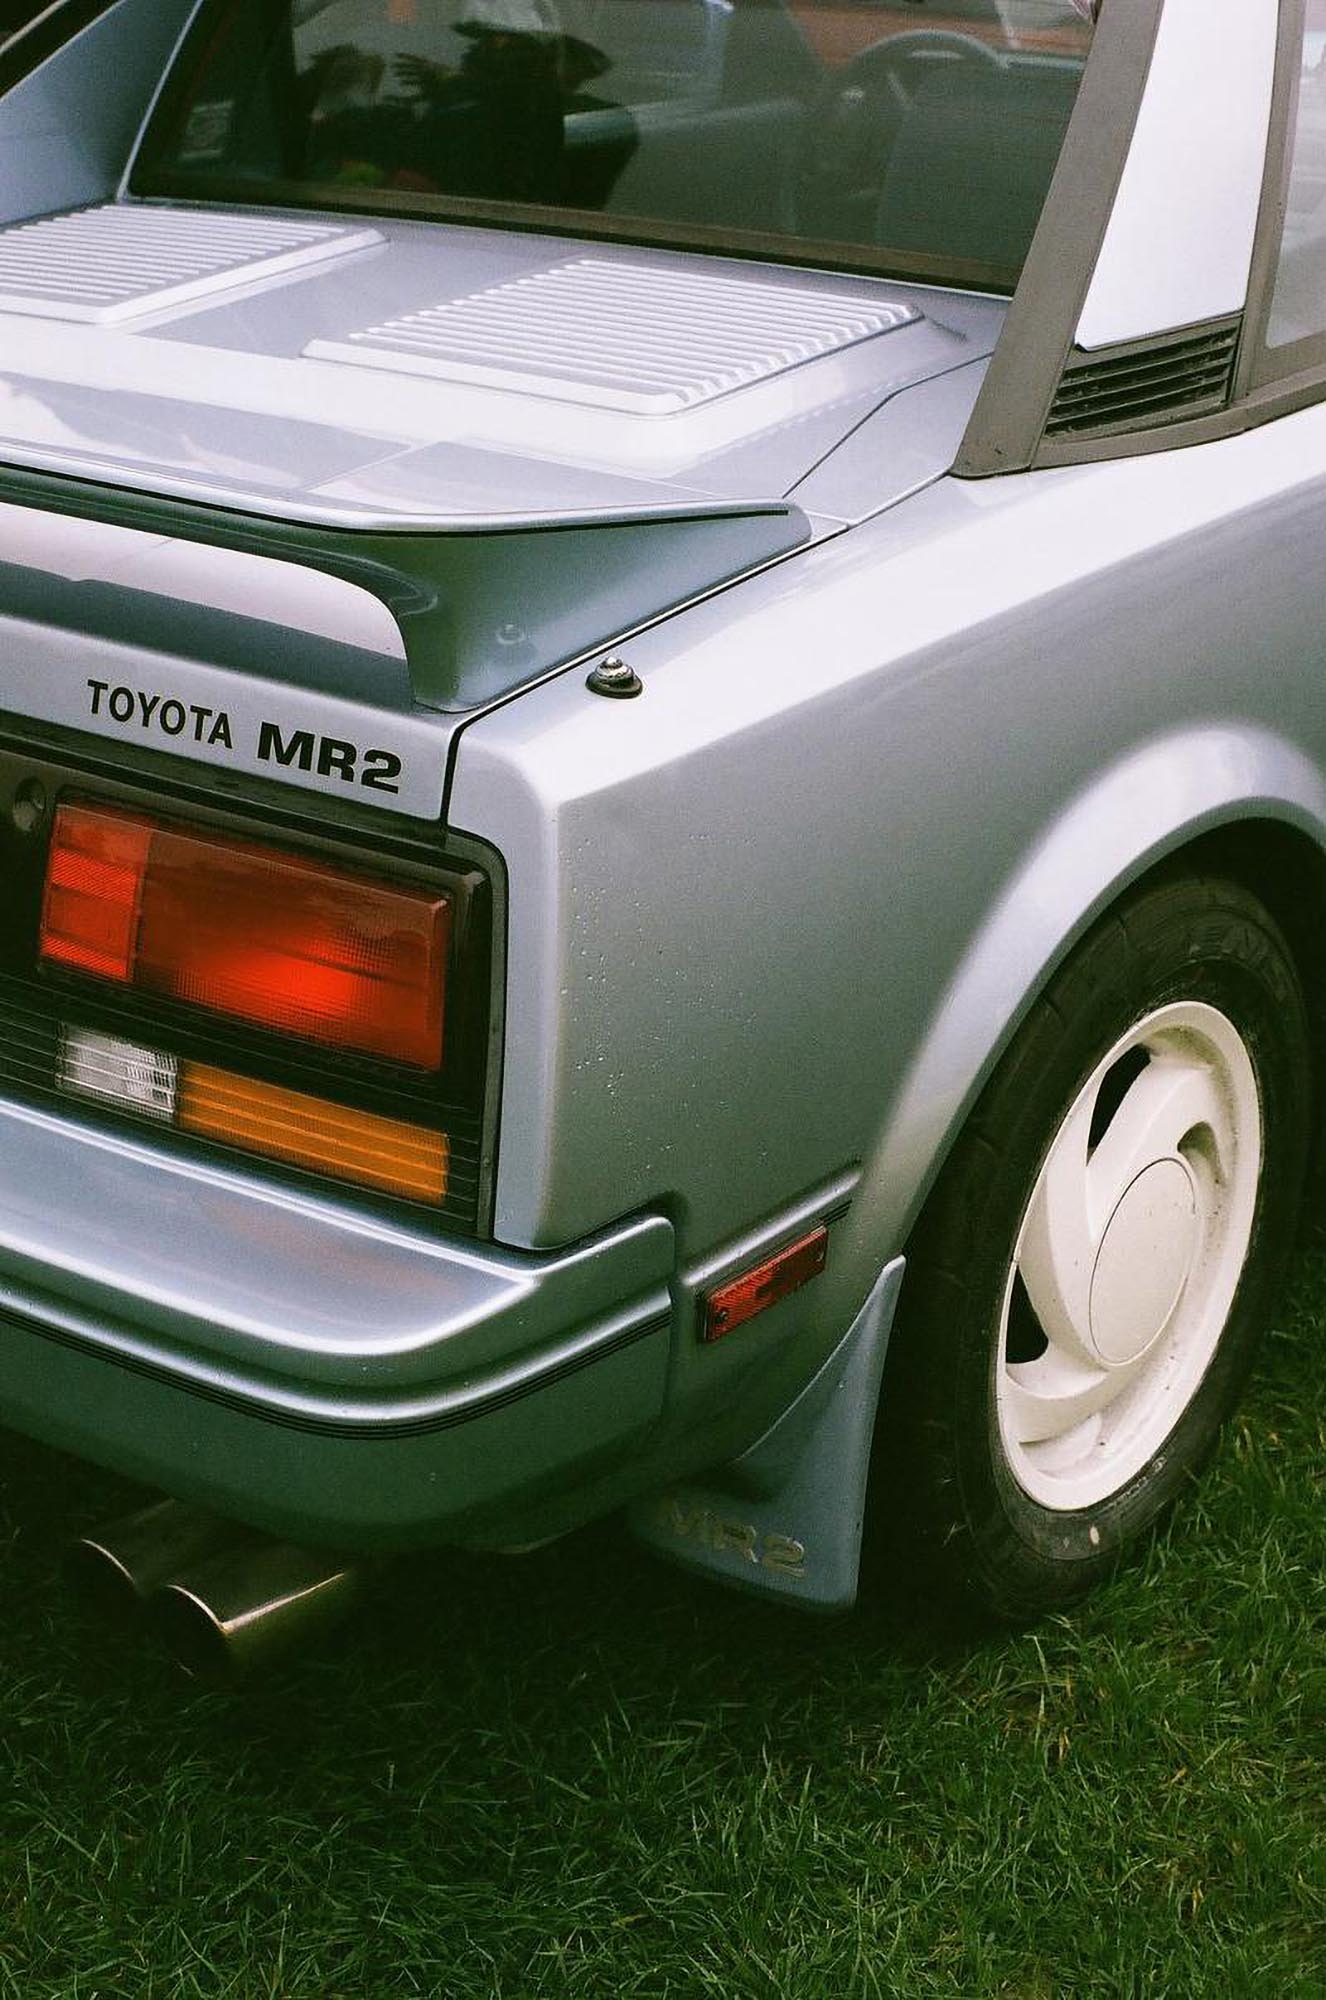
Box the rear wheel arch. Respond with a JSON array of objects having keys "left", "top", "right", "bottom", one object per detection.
[
  {"left": 823, "top": 737, "right": 1326, "bottom": 1332},
  {"left": 878, "top": 810, "right": 1326, "bottom": 1343}
]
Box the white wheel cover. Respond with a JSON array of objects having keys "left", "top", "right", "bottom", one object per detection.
[{"left": 995, "top": 1001, "right": 1261, "bottom": 1512}]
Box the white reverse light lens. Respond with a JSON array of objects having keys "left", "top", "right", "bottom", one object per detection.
[{"left": 60, "top": 1028, "right": 178, "bottom": 1122}]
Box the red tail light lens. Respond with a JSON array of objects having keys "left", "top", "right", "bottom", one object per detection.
[
  {"left": 41, "top": 803, "right": 450, "bottom": 1069},
  {"left": 41, "top": 808, "right": 152, "bottom": 981}
]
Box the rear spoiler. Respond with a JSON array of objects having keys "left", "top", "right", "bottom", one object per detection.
[{"left": 0, "top": 463, "right": 810, "bottom": 713}]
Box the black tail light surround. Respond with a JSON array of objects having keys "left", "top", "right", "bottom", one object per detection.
[{"left": 0, "top": 731, "right": 501, "bottom": 1235}]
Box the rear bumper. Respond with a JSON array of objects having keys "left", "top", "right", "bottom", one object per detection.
[{"left": 0, "top": 1096, "right": 675, "bottom": 1548}]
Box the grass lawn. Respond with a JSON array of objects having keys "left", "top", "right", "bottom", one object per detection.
[{"left": 1, "top": 1251, "right": 1323, "bottom": 1999}]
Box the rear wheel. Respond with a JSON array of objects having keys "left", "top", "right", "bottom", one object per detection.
[{"left": 876, "top": 875, "right": 1311, "bottom": 1619}]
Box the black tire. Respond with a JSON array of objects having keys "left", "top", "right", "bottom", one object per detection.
[{"left": 872, "top": 874, "right": 1312, "bottom": 1621}]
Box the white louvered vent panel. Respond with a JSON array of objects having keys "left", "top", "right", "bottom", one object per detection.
[
  {"left": 0, "top": 205, "right": 383, "bottom": 324},
  {"left": 306, "top": 260, "right": 918, "bottom": 413}
]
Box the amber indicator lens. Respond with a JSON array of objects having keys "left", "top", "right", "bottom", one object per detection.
[
  {"left": 41, "top": 803, "right": 450, "bottom": 1069},
  {"left": 701, "top": 1226, "right": 829, "bottom": 1342},
  {"left": 178, "top": 1063, "right": 450, "bottom": 1203}
]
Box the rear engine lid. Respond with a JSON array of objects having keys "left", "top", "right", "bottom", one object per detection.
[
  {"left": 0, "top": 202, "right": 994, "bottom": 522},
  {"left": 0, "top": 203, "right": 1001, "bottom": 714}
]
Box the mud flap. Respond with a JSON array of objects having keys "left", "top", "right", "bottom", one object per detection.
[{"left": 626, "top": 1257, "right": 905, "bottom": 1612}]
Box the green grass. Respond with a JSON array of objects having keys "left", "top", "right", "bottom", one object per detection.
[{"left": 2, "top": 1255, "right": 1324, "bottom": 2000}]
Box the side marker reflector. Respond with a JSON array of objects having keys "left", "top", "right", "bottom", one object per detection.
[{"left": 701, "top": 1226, "right": 829, "bottom": 1343}]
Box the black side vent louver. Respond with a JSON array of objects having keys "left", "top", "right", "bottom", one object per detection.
[{"left": 1045, "top": 323, "right": 1240, "bottom": 439}]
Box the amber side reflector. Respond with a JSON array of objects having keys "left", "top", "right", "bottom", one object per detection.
[
  {"left": 701, "top": 1226, "right": 829, "bottom": 1343},
  {"left": 41, "top": 803, "right": 450, "bottom": 1069},
  {"left": 178, "top": 1063, "right": 449, "bottom": 1204}
]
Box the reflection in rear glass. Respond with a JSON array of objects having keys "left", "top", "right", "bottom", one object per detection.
[{"left": 136, "top": 0, "right": 1095, "bottom": 289}]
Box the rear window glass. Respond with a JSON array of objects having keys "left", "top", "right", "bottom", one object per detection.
[{"left": 134, "top": 0, "right": 1094, "bottom": 290}]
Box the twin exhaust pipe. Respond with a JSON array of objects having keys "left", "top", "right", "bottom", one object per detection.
[{"left": 67, "top": 1499, "right": 361, "bottom": 1680}]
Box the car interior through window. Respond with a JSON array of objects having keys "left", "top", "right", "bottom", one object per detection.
[{"left": 134, "top": 0, "right": 1096, "bottom": 291}]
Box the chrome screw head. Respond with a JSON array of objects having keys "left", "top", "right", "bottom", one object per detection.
[{"left": 586, "top": 656, "right": 643, "bottom": 700}]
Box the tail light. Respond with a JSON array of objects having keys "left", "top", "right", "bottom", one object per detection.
[
  {"left": 39, "top": 801, "right": 478, "bottom": 1212},
  {"left": 42, "top": 802, "right": 449, "bottom": 1069}
]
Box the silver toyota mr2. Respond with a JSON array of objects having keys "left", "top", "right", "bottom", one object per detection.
[{"left": 0, "top": 0, "right": 1320, "bottom": 1659}]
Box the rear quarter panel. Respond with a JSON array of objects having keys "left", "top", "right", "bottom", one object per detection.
[{"left": 450, "top": 400, "right": 1326, "bottom": 1441}]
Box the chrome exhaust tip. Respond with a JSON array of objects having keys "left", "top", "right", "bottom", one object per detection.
[
  {"left": 65, "top": 1499, "right": 252, "bottom": 1624},
  {"left": 152, "top": 1540, "right": 361, "bottom": 1681}
]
